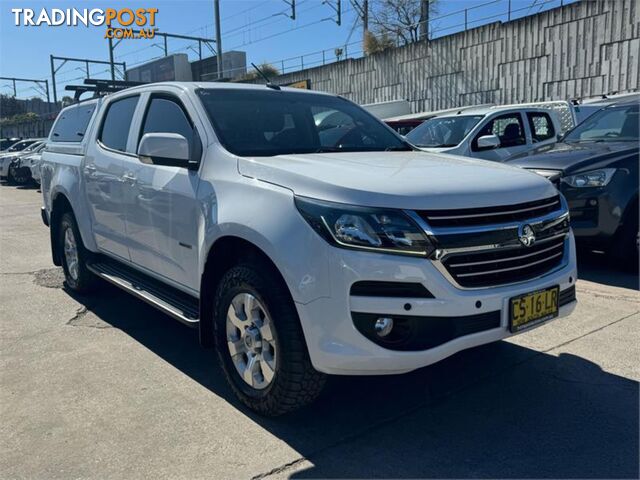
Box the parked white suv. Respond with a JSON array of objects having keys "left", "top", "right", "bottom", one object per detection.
[
  {"left": 41, "top": 83, "right": 577, "bottom": 415},
  {"left": 406, "top": 106, "right": 562, "bottom": 161}
]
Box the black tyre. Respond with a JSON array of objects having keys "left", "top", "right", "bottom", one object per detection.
[
  {"left": 612, "top": 205, "right": 639, "bottom": 273},
  {"left": 213, "top": 261, "right": 326, "bottom": 416},
  {"left": 58, "top": 212, "right": 99, "bottom": 293},
  {"left": 7, "top": 165, "right": 29, "bottom": 185}
]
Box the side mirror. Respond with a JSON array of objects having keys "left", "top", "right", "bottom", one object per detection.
[
  {"left": 138, "top": 133, "right": 191, "bottom": 169},
  {"left": 477, "top": 134, "right": 500, "bottom": 149}
]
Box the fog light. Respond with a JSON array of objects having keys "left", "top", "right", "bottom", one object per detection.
[{"left": 374, "top": 317, "right": 394, "bottom": 337}]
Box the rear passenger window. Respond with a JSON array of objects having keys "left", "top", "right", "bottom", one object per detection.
[
  {"left": 139, "top": 97, "right": 194, "bottom": 148},
  {"left": 99, "top": 96, "right": 139, "bottom": 152},
  {"left": 50, "top": 103, "right": 96, "bottom": 143},
  {"left": 527, "top": 112, "right": 555, "bottom": 142}
]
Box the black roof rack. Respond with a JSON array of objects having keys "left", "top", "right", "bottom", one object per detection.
[{"left": 64, "top": 78, "right": 146, "bottom": 101}]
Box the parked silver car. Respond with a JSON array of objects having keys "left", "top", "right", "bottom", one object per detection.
[
  {"left": 12, "top": 142, "right": 47, "bottom": 186},
  {"left": 0, "top": 139, "right": 45, "bottom": 182}
]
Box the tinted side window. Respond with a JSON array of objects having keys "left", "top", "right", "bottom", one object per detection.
[
  {"left": 473, "top": 113, "right": 525, "bottom": 150},
  {"left": 140, "top": 97, "right": 194, "bottom": 149},
  {"left": 51, "top": 103, "right": 96, "bottom": 143},
  {"left": 99, "top": 96, "right": 139, "bottom": 152},
  {"left": 528, "top": 112, "right": 555, "bottom": 141}
]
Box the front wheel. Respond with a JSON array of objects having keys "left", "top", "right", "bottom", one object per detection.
[
  {"left": 213, "top": 262, "right": 326, "bottom": 416},
  {"left": 612, "top": 205, "right": 639, "bottom": 273},
  {"left": 7, "top": 165, "right": 30, "bottom": 185}
]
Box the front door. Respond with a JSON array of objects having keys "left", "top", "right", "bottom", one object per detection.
[
  {"left": 470, "top": 113, "right": 531, "bottom": 161},
  {"left": 85, "top": 95, "right": 140, "bottom": 260},
  {"left": 122, "top": 94, "right": 201, "bottom": 291}
]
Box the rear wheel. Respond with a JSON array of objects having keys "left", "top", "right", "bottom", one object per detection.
[
  {"left": 58, "top": 212, "right": 99, "bottom": 293},
  {"left": 213, "top": 261, "right": 326, "bottom": 416}
]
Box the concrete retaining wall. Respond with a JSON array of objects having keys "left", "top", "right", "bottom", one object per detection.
[{"left": 258, "top": 0, "right": 639, "bottom": 111}]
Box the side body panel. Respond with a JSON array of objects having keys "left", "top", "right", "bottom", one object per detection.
[
  {"left": 40, "top": 151, "right": 99, "bottom": 252},
  {"left": 41, "top": 100, "right": 102, "bottom": 253},
  {"left": 121, "top": 88, "right": 205, "bottom": 291}
]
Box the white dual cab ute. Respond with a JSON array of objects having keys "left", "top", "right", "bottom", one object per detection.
[
  {"left": 405, "top": 105, "right": 564, "bottom": 161},
  {"left": 41, "top": 82, "right": 577, "bottom": 415}
]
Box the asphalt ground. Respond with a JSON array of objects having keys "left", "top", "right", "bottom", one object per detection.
[{"left": 1, "top": 183, "right": 638, "bottom": 479}]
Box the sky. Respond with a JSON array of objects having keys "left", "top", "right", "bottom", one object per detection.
[{"left": 0, "top": 0, "right": 574, "bottom": 100}]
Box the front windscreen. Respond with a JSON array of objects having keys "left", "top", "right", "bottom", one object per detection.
[
  {"left": 406, "top": 115, "right": 484, "bottom": 148},
  {"left": 7, "top": 140, "right": 37, "bottom": 152},
  {"left": 564, "top": 105, "right": 639, "bottom": 142},
  {"left": 196, "top": 88, "right": 409, "bottom": 157}
]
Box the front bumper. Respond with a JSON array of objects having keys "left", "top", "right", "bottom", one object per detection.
[
  {"left": 560, "top": 171, "right": 637, "bottom": 248},
  {"left": 0, "top": 158, "right": 10, "bottom": 178},
  {"left": 296, "top": 232, "right": 577, "bottom": 375}
]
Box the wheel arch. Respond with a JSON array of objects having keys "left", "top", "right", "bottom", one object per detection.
[{"left": 198, "top": 235, "right": 293, "bottom": 348}]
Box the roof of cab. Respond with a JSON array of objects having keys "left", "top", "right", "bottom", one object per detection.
[
  {"left": 107, "top": 81, "right": 337, "bottom": 97},
  {"left": 435, "top": 105, "right": 554, "bottom": 118}
]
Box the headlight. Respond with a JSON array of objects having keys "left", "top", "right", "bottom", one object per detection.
[
  {"left": 295, "top": 196, "right": 434, "bottom": 257},
  {"left": 562, "top": 168, "right": 616, "bottom": 188}
]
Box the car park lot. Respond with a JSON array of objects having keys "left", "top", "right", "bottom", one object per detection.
[{"left": 1, "top": 184, "right": 638, "bottom": 479}]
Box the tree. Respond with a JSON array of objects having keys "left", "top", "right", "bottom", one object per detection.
[
  {"left": 363, "top": 30, "right": 395, "bottom": 55},
  {"left": 368, "top": 0, "right": 438, "bottom": 46},
  {"left": 0, "top": 94, "right": 25, "bottom": 119}
]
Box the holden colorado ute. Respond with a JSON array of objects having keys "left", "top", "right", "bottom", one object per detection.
[{"left": 40, "top": 82, "right": 577, "bottom": 415}]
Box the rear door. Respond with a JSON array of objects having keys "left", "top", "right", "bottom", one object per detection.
[
  {"left": 470, "top": 112, "right": 530, "bottom": 161},
  {"left": 121, "top": 92, "right": 202, "bottom": 291},
  {"left": 85, "top": 95, "right": 140, "bottom": 260},
  {"left": 526, "top": 110, "right": 558, "bottom": 147}
]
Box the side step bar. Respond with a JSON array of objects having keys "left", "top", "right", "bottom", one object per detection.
[{"left": 87, "top": 259, "right": 199, "bottom": 327}]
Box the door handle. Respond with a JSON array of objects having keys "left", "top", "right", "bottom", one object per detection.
[
  {"left": 84, "top": 164, "right": 96, "bottom": 174},
  {"left": 122, "top": 172, "right": 137, "bottom": 184}
]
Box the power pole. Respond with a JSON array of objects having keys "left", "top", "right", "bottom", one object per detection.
[
  {"left": 351, "top": 0, "right": 368, "bottom": 46},
  {"left": 108, "top": 36, "right": 116, "bottom": 80},
  {"left": 214, "top": 0, "right": 223, "bottom": 80},
  {"left": 363, "top": 0, "right": 368, "bottom": 39},
  {"left": 283, "top": 0, "right": 296, "bottom": 19},
  {"left": 50, "top": 55, "right": 126, "bottom": 104},
  {"left": 0, "top": 76, "right": 50, "bottom": 103},
  {"left": 419, "top": 0, "right": 429, "bottom": 41},
  {"left": 325, "top": 0, "right": 341, "bottom": 26},
  {"left": 50, "top": 55, "right": 57, "bottom": 103}
]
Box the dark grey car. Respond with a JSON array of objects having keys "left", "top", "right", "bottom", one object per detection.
[{"left": 507, "top": 101, "right": 639, "bottom": 268}]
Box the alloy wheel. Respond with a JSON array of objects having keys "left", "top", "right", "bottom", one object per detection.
[
  {"left": 63, "top": 226, "right": 79, "bottom": 281},
  {"left": 226, "top": 293, "right": 277, "bottom": 390}
]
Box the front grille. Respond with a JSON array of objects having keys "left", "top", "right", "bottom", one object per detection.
[
  {"left": 442, "top": 236, "right": 566, "bottom": 288},
  {"left": 417, "top": 195, "right": 561, "bottom": 228}
]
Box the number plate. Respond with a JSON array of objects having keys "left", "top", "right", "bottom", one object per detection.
[{"left": 509, "top": 286, "right": 559, "bottom": 333}]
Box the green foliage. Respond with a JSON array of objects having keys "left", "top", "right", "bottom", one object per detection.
[
  {"left": 0, "top": 112, "right": 40, "bottom": 127},
  {"left": 240, "top": 63, "right": 280, "bottom": 81},
  {"left": 0, "top": 94, "right": 26, "bottom": 119},
  {"left": 364, "top": 31, "right": 396, "bottom": 55}
]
